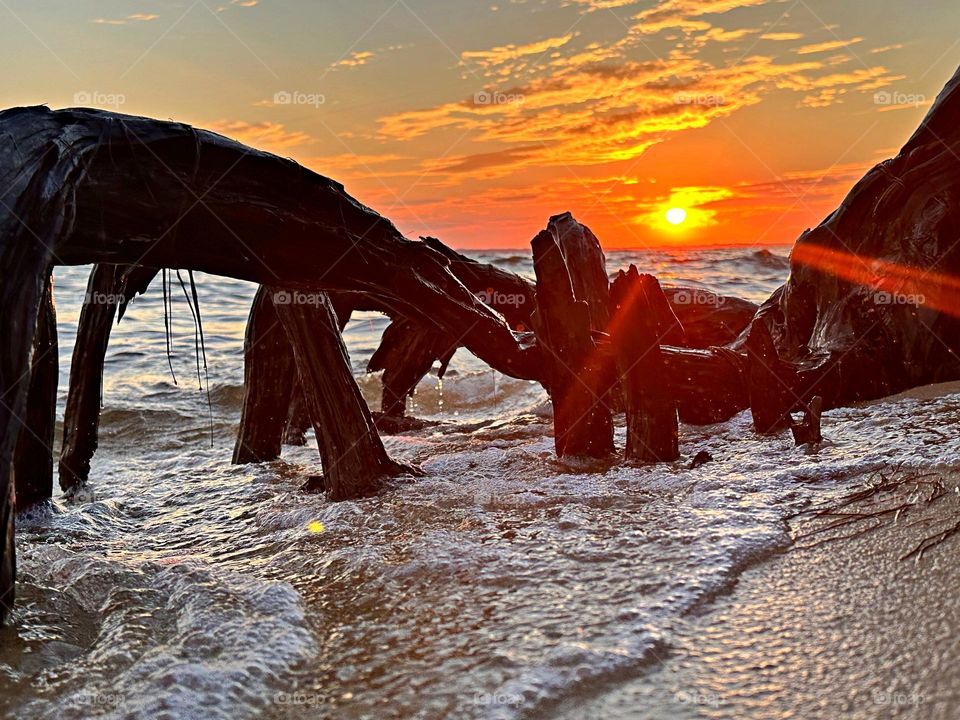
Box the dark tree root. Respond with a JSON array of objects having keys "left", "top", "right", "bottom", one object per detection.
[
  {"left": 13, "top": 271, "right": 58, "bottom": 508},
  {"left": 531, "top": 215, "right": 614, "bottom": 458},
  {"left": 271, "top": 289, "right": 421, "bottom": 500}
]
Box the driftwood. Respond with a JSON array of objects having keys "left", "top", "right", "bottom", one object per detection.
[
  {"left": 531, "top": 216, "right": 614, "bottom": 457},
  {"left": 609, "top": 267, "right": 679, "bottom": 462},
  {"left": 751, "top": 67, "right": 960, "bottom": 409},
  {"left": 662, "top": 287, "right": 757, "bottom": 348},
  {"left": 13, "top": 272, "right": 57, "bottom": 507},
  {"left": 59, "top": 264, "right": 158, "bottom": 490},
  {"left": 367, "top": 318, "right": 456, "bottom": 417},
  {"left": 0, "top": 106, "right": 537, "bottom": 621},
  {"left": 233, "top": 287, "right": 299, "bottom": 464},
  {"left": 271, "top": 289, "right": 416, "bottom": 500}
]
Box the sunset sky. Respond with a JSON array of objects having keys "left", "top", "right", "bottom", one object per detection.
[{"left": 2, "top": 0, "right": 958, "bottom": 249}]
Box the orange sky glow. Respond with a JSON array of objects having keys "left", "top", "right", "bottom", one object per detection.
[{"left": 2, "top": 0, "right": 958, "bottom": 249}]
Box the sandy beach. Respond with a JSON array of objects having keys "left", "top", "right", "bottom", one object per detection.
[{"left": 556, "top": 384, "right": 960, "bottom": 720}]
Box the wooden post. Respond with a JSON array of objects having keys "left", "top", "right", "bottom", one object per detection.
[
  {"left": 609, "top": 267, "right": 679, "bottom": 462},
  {"left": 13, "top": 271, "right": 58, "bottom": 507},
  {"left": 531, "top": 225, "right": 614, "bottom": 458},
  {"left": 746, "top": 319, "right": 798, "bottom": 434},
  {"left": 271, "top": 289, "right": 414, "bottom": 500},
  {"left": 232, "top": 287, "right": 298, "bottom": 464}
]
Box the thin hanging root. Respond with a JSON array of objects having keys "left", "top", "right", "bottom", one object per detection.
[
  {"left": 175, "top": 270, "right": 214, "bottom": 446},
  {"left": 162, "top": 269, "right": 178, "bottom": 385},
  {"left": 190, "top": 271, "right": 214, "bottom": 447},
  {"left": 176, "top": 270, "right": 203, "bottom": 389}
]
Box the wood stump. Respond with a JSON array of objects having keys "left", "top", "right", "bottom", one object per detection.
[
  {"left": 232, "top": 287, "right": 299, "bottom": 464},
  {"left": 609, "top": 267, "right": 679, "bottom": 462},
  {"left": 531, "top": 219, "right": 614, "bottom": 458}
]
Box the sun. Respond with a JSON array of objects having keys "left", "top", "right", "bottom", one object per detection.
[{"left": 665, "top": 207, "right": 687, "bottom": 226}]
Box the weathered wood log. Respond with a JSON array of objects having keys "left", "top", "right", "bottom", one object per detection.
[
  {"left": 531, "top": 221, "right": 614, "bottom": 457},
  {"left": 271, "top": 289, "right": 414, "bottom": 500},
  {"left": 754, "top": 66, "right": 960, "bottom": 410},
  {"left": 0, "top": 106, "right": 540, "bottom": 621},
  {"left": 282, "top": 389, "right": 312, "bottom": 446},
  {"left": 609, "top": 267, "right": 679, "bottom": 462},
  {"left": 58, "top": 265, "right": 117, "bottom": 491},
  {"left": 420, "top": 237, "right": 536, "bottom": 331},
  {"left": 232, "top": 287, "right": 299, "bottom": 464},
  {"left": 367, "top": 318, "right": 456, "bottom": 417},
  {"left": 13, "top": 271, "right": 58, "bottom": 507},
  {"left": 661, "top": 287, "right": 757, "bottom": 348}
]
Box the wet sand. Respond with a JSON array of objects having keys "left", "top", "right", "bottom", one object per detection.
[{"left": 555, "top": 386, "right": 960, "bottom": 720}]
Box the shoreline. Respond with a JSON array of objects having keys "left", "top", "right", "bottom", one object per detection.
[{"left": 554, "top": 410, "right": 960, "bottom": 720}]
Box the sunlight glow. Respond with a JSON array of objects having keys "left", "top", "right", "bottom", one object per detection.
[{"left": 665, "top": 207, "right": 688, "bottom": 226}]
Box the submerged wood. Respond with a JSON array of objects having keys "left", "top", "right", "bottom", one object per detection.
[
  {"left": 609, "top": 267, "right": 679, "bottom": 462},
  {"left": 531, "top": 220, "right": 614, "bottom": 458},
  {"left": 59, "top": 264, "right": 158, "bottom": 490},
  {"left": 13, "top": 272, "right": 58, "bottom": 508},
  {"left": 367, "top": 318, "right": 456, "bottom": 417},
  {"left": 271, "top": 289, "right": 414, "bottom": 500},
  {"left": 233, "top": 287, "right": 299, "bottom": 464}
]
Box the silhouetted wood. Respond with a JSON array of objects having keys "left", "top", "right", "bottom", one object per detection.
[
  {"left": 367, "top": 318, "right": 456, "bottom": 417},
  {"left": 272, "top": 289, "right": 415, "bottom": 500},
  {"left": 59, "top": 265, "right": 123, "bottom": 491},
  {"left": 662, "top": 287, "right": 757, "bottom": 348},
  {"left": 790, "top": 396, "right": 823, "bottom": 446},
  {"left": 283, "top": 389, "right": 311, "bottom": 446},
  {"left": 668, "top": 346, "right": 748, "bottom": 424},
  {"left": 755, "top": 67, "right": 960, "bottom": 410},
  {"left": 0, "top": 106, "right": 539, "bottom": 621},
  {"left": 609, "top": 267, "right": 679, "bottom": 462},
  {"left": 59, "top": 264, "right": 159, "bottom": 491},
  {"left": 233, "top": 287, "right": 298, "bottom": 464},
  {"left": 421, "top": 237, "right": 536, "bottom": 331},
  {"left": 13, "top": 272, "right": 57, "bottom": 507},
  {"left": 531, "top": 221, "right": 614, "bottom": 458},
  {"left": 745, "top": 319, "right": 798, "bottom": 433}
]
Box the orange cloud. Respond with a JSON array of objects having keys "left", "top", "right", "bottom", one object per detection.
[
  {"left": 796, "top": 38, "right": 863, "bottom": 55},
  {"left": 92, "top": 13, "right": 159, "bottom": 25},
  {"left": 205, "top": 120, "right": 312, "bottom": 153}
]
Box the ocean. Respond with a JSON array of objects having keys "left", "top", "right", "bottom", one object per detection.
[{"left": 5, "top": 246, "right": 957, "bottom": 719}]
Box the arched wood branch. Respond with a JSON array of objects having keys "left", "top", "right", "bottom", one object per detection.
[{"left": 0, "top": 106, "right": 536, "bottom": 622}]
